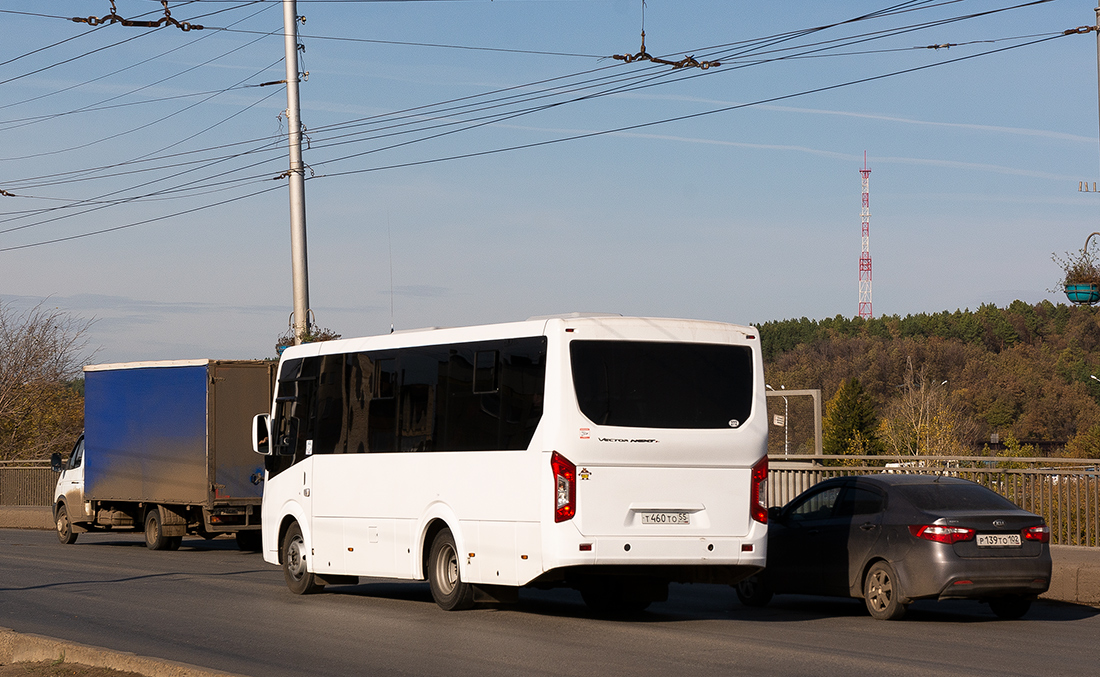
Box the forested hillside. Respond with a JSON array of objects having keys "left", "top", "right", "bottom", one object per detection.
[{"left": 758, "top": 301, "right": 1100, "bottom": 458}]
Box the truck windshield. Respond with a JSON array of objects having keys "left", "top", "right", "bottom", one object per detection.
[{"left": 569, "top": 340, "right": 753, "bottom": 429}]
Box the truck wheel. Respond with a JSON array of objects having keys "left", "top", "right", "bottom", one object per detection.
[
  {"left": 282, "top": 522, "right": 323, "bottom": 594},
  {"left": 145, "top": 509, "right": 171, "bottom": 550},
  {"left": 427, "top": 528, "right": 475, "bottom": 611},
  {"left": 56, "top": 504, "right": 78, "bottom": 545}
]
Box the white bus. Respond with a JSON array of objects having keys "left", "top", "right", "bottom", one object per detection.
[{"left": 253, "top": 314, "right": 768, "bottom": 612}]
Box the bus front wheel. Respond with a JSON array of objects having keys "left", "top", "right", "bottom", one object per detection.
[
  {"left": 428, "top": 528, "right": 475, "bottom": 611},
  {"left": 282, "top": 522, "right": 324, "bottom": 595}
]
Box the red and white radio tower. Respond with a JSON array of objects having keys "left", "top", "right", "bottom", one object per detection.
[{"left": 858, "top": 153, "right": 872, "bottom": 319}]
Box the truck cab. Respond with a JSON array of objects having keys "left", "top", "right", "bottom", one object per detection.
[{"left": 51, "top": 434, "right": 91, "bottom": 544}]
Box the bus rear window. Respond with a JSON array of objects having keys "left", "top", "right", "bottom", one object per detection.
[{"left": 569, "top": 340, "right": 754, "bottom": 429}]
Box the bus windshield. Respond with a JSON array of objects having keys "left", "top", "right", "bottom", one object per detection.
[{"left": 569, "top": 340, "right": 754, "bottom": 429}]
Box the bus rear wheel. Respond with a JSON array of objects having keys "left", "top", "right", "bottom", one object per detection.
[{"left": 428, "top": 528, "right": 475, "bottom": 611}]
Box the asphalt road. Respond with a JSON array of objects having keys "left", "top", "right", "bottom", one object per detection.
[{"left": 2, "top": 529, "right": 1099, "bottom": 677}]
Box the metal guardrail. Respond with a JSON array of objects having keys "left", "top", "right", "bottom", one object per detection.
[
  {"left": 4, "top": 456, "right": 1099, "bottom": 547},
  {"left": 0, "top": 461, "right": 54, "bottom": 507},
  {"left": 769, "top": 455, "right": 1100, "bottom": 547}
]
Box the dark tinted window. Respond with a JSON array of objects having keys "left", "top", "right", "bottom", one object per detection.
[
  {"left": 268, "top": 337, "right": 547, "bottom": 471},
  {"left": 896, "top": 482, "right": 1019, "bottom": 511},
  {"left": 836, "top": 486, "right": 886, "bottom": 516},
  {"left": 788, "top": 486, "right": 842, "bottom": 522},
  {"left": 570, "top": 340, "right": 753, "bottom": 429}
]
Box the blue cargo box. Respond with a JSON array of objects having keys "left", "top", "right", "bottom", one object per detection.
[{"left": 84, "top": 360, "right": 275, "bottom": 506}]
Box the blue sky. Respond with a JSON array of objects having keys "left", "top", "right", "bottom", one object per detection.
[{"left": 1, "top": 0, "right": 1097, "bottom": 363}]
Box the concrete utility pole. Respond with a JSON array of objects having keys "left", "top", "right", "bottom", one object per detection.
[
  {"left": 1095, "top": 7, "right": 1100, "bottom": 182},
  {"left": 284, "top": 0, "right": 310, "bottom": 344}
]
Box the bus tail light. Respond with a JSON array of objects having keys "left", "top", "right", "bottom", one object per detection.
[
  {"left": 750, "top": 456, "right": 768, "bottom": 524},
  {"left": 551, "top": 451, "right": 576, "bottom": 522}
]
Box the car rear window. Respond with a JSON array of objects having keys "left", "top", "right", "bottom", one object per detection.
[{"left": 895, "top": 482, "right": 1019, "bottom": 511}]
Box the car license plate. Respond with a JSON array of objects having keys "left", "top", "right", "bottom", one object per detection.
[
  {"left": 977, "top": 533, "right": 1021, "bottom": 547},
  {"left": 641, "top": 512, "right": 690, "bottom": 525}
]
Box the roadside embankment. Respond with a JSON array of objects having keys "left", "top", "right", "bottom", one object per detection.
[{"left": 0, "top": 627, "right": 246, "bottom": 677}]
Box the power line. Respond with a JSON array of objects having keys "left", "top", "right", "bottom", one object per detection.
[{"left": 0, "top": 0, "right": 1064, "bottom": 249}]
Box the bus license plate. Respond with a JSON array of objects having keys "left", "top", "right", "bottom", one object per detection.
[
  {"left": 977, "top": 533, "right": 1021, "bottom": 548},
  {"left": 641, "top": 512, "right": 690, "bottom": 525}
]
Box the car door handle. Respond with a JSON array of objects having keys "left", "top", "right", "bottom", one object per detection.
[{"left": 859, "top": 523, "right": 878, "bottom": 531}]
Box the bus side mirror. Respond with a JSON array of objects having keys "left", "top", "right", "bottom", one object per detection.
[
  {"left": 253, "top": 414, "right": 271, "bottom": 456},
  {"left": 50, "top": 452, "right": 63, "bottom": 473}
]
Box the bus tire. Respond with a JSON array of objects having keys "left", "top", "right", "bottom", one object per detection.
[
  {"left": 282, "top": 522, "right": 324, "bottom": 595},
  {"left": 56, "top": 504, "right": 78, "bottom": 545},
  {"left": 145, "top": 509, "right": 171, "bottom": 550},
  {"left": 735, "top": 575, "right": 773, "bottom": 608},
  {"left": 428, "top": 528, "right": 475, "bottom": 611}
]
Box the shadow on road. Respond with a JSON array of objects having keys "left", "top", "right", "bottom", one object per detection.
[{"left": 323, "top": 580, "right": 1100, "bottom": 624}]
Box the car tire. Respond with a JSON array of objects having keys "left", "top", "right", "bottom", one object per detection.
[
  {"left": 989, "top": 595, "right": 1032, "bottom": 620},
  {"left": 735, "top": 575, "right": 773, "bottom": 608},
  {"left": 56, "top": 504, "right": 78, "bottom": 545},
  {"left": 282, "top": 522, "right": 324, "bottom": 595},
  {"left": 864, "top": 561, "right": 907, "bottom": 620}
]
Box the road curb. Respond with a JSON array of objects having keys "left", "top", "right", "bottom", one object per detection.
[
  {"left": 0, "top": 627, "right": 249, "bottom": 677},
  {"left": 1045, "top": 545, "right": 1100, "bottom": 606},
  {"left": 0, "top": 507, "right": 52, "bottom": 530}
]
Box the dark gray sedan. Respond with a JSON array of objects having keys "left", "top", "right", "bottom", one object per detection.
[{"left": 736, "top": 474, "right": 1051, "bottom": 620}]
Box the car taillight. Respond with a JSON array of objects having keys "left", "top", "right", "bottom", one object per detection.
[
  {"left": 750, "top": 456, "right": 768, "bottom": 524},
  {"left": 909, "top": 524, "right": 976, "bottom": 544},
  {"left": 551, "top": 451, "right": 576, "bottom": 523},
  {"left": 1023, "top": 524, "right": 1050, "bottom": 543}
]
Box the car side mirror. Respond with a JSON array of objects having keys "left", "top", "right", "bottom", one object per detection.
[
  {"left": 768, "top": 505, "right": 783, "bottom": 523},
  {"left": 50, "top": 452, "right": 63, "bottom": 473},
  {"left": 252, "top": 414, "right": 271, "bottom": 456}
]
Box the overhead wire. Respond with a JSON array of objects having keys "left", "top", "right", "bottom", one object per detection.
[
  {"left": 0, "top": 2, "right": 277, "bottom": 123},
  {"left": 286, "top": 2, "right": 1053, "bottom": 171},
  {"left": 306, "top": 33, "right": 1067, "bottom": 182},
  {"left": 2, "top": 1, "right": 1042, "bottom": 177},
  {"left": 0, "top": 0, "right": 1064, "bottom": 249},
  {"left": 0, "top": 3, "right": 1029, "bottom": 199}
]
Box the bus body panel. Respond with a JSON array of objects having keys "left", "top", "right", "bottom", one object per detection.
[{"left": 259, "top": 315, "right": 768, "bottom": 593}]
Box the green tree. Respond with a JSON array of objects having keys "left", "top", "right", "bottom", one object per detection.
[
  {"left": 0, "top": 300, "right": 93, "bottom": 461},
  {"left": 823, "top": 378, "right": 884, "bottom": 457},
  {"left": 879, "top": 359, "right": 976, "bottom": 456},
  {"left": 1063, "top": 425, "right": 1100, "bottom": 459}
]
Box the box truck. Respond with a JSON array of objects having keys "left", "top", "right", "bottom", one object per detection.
[{"left": 51, "top": 359, "right": 275, "bottom": 550}]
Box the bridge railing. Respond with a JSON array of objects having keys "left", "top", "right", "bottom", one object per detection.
[
  {"left": 0, "top": 460, "right": 55, "bottom": 508},
  {"left": 769, "top": 455, "right": 1099, "bottom": 547}
]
